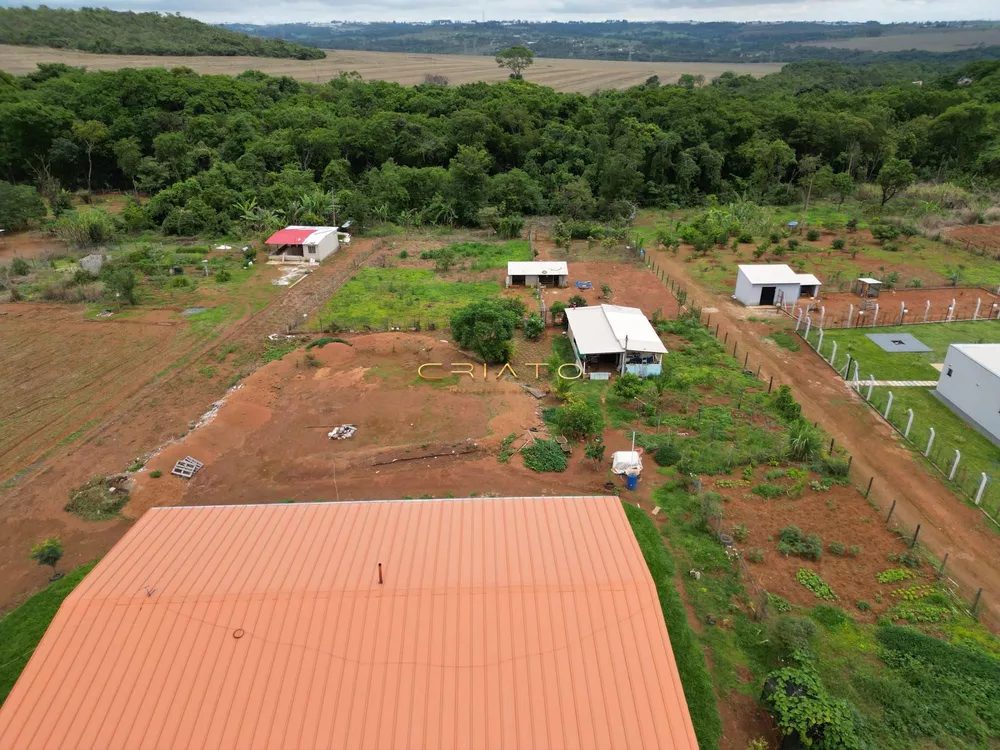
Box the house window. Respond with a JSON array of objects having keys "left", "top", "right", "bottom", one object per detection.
[
  {"left": 947, "top": 367, "right": 953, "bottom": 377},
  {"left": 307, "top": 245, "right": 316, "bottom": 254}
]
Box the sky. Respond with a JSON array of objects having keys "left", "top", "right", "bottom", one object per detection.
[{"left": 3, "top": 0, "right": 997, "bottom": 26}]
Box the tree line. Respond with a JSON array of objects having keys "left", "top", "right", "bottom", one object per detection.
[
  {"left": 0, "top": 7, "right": 325, "bottom": 60},
  {"left": 0, "top": 59, "right": 998, "bottom": 235}
]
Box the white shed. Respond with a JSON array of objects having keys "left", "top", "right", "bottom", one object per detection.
[
  {"left": 265, "top": 226, "right": 340, "bottom": 263},
  {"left": 734, "top": 264, "right": 821, "bottom": 307},
  {"left": 936, "top": 344, "right": 1000, "bottom": 444},
  {"left": 565, "top": 304, "right": 667, "bottom": 378},
  {"left": 506, "top": 261, "right": 568, "bottom": 288}
]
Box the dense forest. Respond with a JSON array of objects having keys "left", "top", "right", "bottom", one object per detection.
[
  {"left": 225, "top": 20, "right": 1000, "bottom": 66},
  {"left": 0, "top": 7, "right": 325, "bottom": 60},
  {"left": 1, "top": 59, "right": 998, "bottom": 235}
]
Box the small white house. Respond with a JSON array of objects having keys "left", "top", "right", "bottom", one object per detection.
[
  {"left": 265, "top": 226, "right": 340, "bottom": 263},
  {"left": 506, "top": 261, "right": 569, "bottom": 288},
  {"left": 565, "top": 304, "right": 667, "bottom": 378},
  {"left": 936, "top": 344, "right": 1000, "bottom": 444},
  {"left": 734, "top": 264, "right": 821, "bottom": 307}
]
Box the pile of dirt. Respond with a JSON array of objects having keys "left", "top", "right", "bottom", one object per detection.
[{"left": 64, "top": 474, "right": 132, "bottom": 521}]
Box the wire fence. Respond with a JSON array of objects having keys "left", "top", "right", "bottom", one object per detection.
[{"left": 640, "top": 249, "right": 990, "bottom": 623}]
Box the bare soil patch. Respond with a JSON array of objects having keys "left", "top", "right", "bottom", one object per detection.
[
  {"left": 808, "top": 286, "right": 1000, "bottom": 328},
  {"left": 948, "top": 224, "right": 1000, "bottom": 252},
  {"left": 796, "top": 28, "right": 1000, "bottom": 52},
  {"left": 0, "top": 232, "right": 67, "bottom": 262},
  {"left": 0, "top": 44, "right": 784, "bottom": 94}
]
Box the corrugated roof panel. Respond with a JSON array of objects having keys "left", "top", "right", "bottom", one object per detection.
[
  {"left": 265, "top": 226, "right": 337, "bottom": 246},
  {"left": 507, "top": 261, "right": 568, "bottom": 276},
  {"left": 567, "top": 305, "right": 667, "bottom": 355},
  {"left": 0, "top": 497, "right": 699, "bottom": 750}
]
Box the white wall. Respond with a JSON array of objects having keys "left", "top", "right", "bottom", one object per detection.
[
  {"left": 936, "top": 347, "right": 1000, "bottom": 443},
  {"left": 307, "top": 232, "right": 339, "bottom": 261},
  {"left": 733, "top": 270, "right": 801, "bottom": 307}
]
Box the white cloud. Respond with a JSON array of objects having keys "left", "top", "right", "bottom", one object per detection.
[{"left": 6, "top": 0, "right": 998, "bottom": 25}]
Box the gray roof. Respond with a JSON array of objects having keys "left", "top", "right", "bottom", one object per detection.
[
  {"left": 951, "top": 344, "right": 1000, "bottom": 377},
  {"left": 507, "top": 261, "right": 568, "bottom": 276},
  {"left": 565, "top": 305, "right": 667, "bottom": 356}
]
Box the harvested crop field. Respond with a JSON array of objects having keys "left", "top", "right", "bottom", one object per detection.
[
  {"left": 0, "top": 304, "right": 195, "bottom": 480},
  {"left": 0, "top": 44, "right": 784, "bottom": 93},
  {"left": 797, "top": 27, "right": 1000, "bottom": 52}
]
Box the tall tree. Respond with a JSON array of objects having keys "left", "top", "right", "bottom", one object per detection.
[
  {"left": 113, "top": 137, "right": 142, "bottom": 194},
  {"left": 71, "top": 120, "right": 108, "bottom": 195}
]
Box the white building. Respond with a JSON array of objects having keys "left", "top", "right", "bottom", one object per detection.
[
  {"left": 506, "top": 261, "right": 569, "bottom": 288},
  {"left": 565, "top": 304, "right": 667, "bottom": 378},
  {"left": 265, "top": 226, "right": 341, "bottom": 263},
  {"left": 935, "top": 344, "right": 1000, "bottom": 444},
  {"left": 734, "top": 264, "right": 821, "bottom": 307}
]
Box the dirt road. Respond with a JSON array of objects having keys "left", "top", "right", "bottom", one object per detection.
[{"left": 646, "top": 247, "right": 1000, "bottom": 627}]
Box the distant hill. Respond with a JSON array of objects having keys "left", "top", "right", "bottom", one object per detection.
[{"left": 0, "top": 7, "right": 325, "bottom": 60}]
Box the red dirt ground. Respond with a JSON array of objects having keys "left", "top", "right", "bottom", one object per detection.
[
  {"left": 0, "top": 232, "right": 67, "bottom": 262},
  {"left": 948, "top": 224, "right": 1000, "bottom": 252},
  {"left": 799, "top": 286, "right": 1000, "bottom": 328},
  {"left": 712, "top": 472, "right": 935, "bottom": 621},
  {"left": 126, "top": 333, "right": 636, "bottom": 516}
]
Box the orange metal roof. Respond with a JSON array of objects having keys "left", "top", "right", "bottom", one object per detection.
[{"left": 0, "top": 497, "right": 698, "bottom": 750}]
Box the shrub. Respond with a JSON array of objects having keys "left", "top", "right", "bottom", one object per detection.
[
  {"left": 568, "top": 294, "right": 587, "bottom": 308},
  {"left": 796, "top": 569, "right": 838, "bottom": 600},
  {"left": 103, "top": 265, "right": 139, "bottom": 305},
  {"left": 747, "top": 547, "right": 765, "bottom": 563},
  {"left": 305, "top": 336, "right": 351, "bottom": 350},
  {"left": 214, "top": 268, "right": 232, "bottom": 283},
  {"left": 787, "top": 238, "right": 800, "bottom": 250},
  {"left": 769, "top": 231, "right": 782, "bottom": 244},
  {"left": 149, "top": 470, "right": 162, "bottom": 479},
  {"left": 556, "top": 395, "right": 604, "bottom": 439},
  {"left": 731, "top": 523, "right": 749, "bottom": 542},
  {"left": 398, "top": 249, "right": 408, "bottom": 259},
  {"left": 612, "top": 372, "right": 643, "bottom": 400},
  {"left": 0, "top": 181, "right": 47, "bottom": 230},
  {"left": 767, "top": 592, "right": 791, "bottom": 612},
  {"left": 806, "top": 229, "right": 821, "bottom": 241},
  {"left": 819, "top": 456, "right": 850, "bottom": 477},
  {"left": 772, "top": 616, "right": 817, "bottom": 660},
  {"left": 871, "top": 224, "right": 900, "bottom": 243},
  {"left": 831, "top": 237, "right": 846, "bottom": 250},
  {"left": 55, "top": 208, "right": 120, "bottom": 247},
  {"left": 523, "top": 312, "right": 544, "bottom": 340},
  {"left": 753, "top": 483, "right": 784, "bottom": 499},
  {"left": 778, "top": 526, "right": 822, "bottom": 560},
  {"left": 888, "top": 550, "right": 922, "bottom": 569},
  {"left": 497, "top": 432, "right": 517, "bottom": 464},
  {"left": 762, "top": 667, "right": 859, "bottom": 748},
  {"left": 811, "top": 604, "right": 850, "bottom": 630},
  {"left": 10, "top": 257, "right": 31, "bottom": 276},
  {"left": 521, "top": 439, "right": 567, "bottom": 472},
  {"left": 653, "top": 442, "right": 681, "bottom": 467},
  {"left": 737, "top": 231, "right": 754, "bottom": 244},
  {"left": 771, "top": 385, "right": 801, "bottom": 423},
  {"left": 856, "top": 600, "right": 870, "bottom": 611},
  {"left": 699, "top": 491, "right": 724, "bottom": 531},
  {"left": 848, "top": 545, "right": 862, "bottom": 558},
  {"left": 828, "top": 541, "right": 847, "bottom": 556},
  {"left": 787, "top": 420, "right": 821, "bottom": 460}
]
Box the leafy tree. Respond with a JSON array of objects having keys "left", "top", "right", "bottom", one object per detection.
[
  {"left": 103, "top": 265, "right": 138, "bottom": 306},
  {"left": 450, "top": 298, "right": 523, "bottom": 363},
  {"left": 29, "top": 537, "right": 63, "bottom": 576},
  {"left": 612, "top": 372, "right": 644, "bottom": 400},
  {"left": 0, "top": 181, "right": 46, "bottom": 230},
  {"left": 557, "top": 394, "right": 604, "bottom": 439},
  {"left": 830, "top": 172, "right": 855, "bottom": 206},
  {"left": 876, "top": 157, "right": 916, "bottom": 206},
  {"left": 113, "top": 137, "right": 142, "bottom": 194},
  {"left": 523, "top": 312, "right": 545, "bottom": 340},
  {"left": 71, "top": 120, "right": 108, "bottom": 195},
  {"left": 549, "top": 300, "right": 567, "bottom": 325},
  {"left": 677, "top": 73, "right": 705, "bottom": 89},
  {"left": 495, "top": 46, "right": 535, "bottom": 79},
  {"left": 568, "top": 295, "right": 588, "bottom": 308},
  {"left": 584, "top": 438, "right": 606, "bottom": 467},
  {"left": 447, "top": 146, "right": 492, "bottom": 225}
]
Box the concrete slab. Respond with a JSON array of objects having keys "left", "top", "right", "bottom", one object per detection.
[{"left": 866, "top": 333, "right": 931, "bottom": 353}]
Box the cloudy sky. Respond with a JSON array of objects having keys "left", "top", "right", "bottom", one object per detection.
[{"left": 4, "top": 0, "right": 996, "bottom": 25}]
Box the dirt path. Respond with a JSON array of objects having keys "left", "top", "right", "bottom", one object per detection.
[{"left": 646, "top": 247, "right": 1000, "bottom": 627}]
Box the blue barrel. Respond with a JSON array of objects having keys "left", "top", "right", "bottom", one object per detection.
[{"left": 625, "top": 471, "right": 639, "bottom": 491}]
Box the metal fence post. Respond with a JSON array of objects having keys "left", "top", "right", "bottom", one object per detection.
[
  {"left": 905, "top": 408, "right": 914, "bottom": 439},
  {"left": 975, "top": 472, "right": 988, "bottom": 505},
  {"left": 867, "top": 375, "right": 875, "bottom": 400},
  {"left": 949, "top": 449, "right": 961, "bottom": 480},
  {"left": 884, "top": 391, "right": 894, "bottom": 420},
  {"left": 925, "top": 427, "right": 936, "bottom": 457}
]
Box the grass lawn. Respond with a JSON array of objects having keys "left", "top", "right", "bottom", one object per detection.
[
  {"left": 809, "top": 323, "right": 1000, "bottom": 515},
  {"left": 313, "top": 267, "right": 501, "bottom": 330},
  {"left": 419, "top": 240, "right": 531, "bottom": 270},
  {"left": 0, "top": 563, "right": 95, "bottom": 706}
]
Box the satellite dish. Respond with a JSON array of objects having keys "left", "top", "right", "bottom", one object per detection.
[{"left": 341, "top": 220, "right": 352, "bottom": 229}]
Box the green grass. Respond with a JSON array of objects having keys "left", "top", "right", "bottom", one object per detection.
[
  {"left": 314, "top": 268, "right": 500, "bottom": 330},
  {"left": 0, "top": 563, "right": 95, "bottom": 705},
  {"left": 816, "top": 323, "right": 1000, "bottom": 514},
  {"left": 821, "top": 322, "right": 1000, "bottom": 381},
  {"left": 421, "top": 240, "right": 531, "bottom": 270},
  {"left": 623, "top": 503, "right": 722, "bottom": 750},
  {"left": 768, "top": 330, "right": 801, "bottom": 352}
]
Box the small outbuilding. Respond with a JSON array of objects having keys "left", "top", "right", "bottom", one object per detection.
[
  {"left": 265, "top": 225, "right": 340, "bottom": 263},
  {"left": 506, "top": 261, "right": 568, "bottom": 288},
  {"left": 935, "top": 344, "right": 1000, "bottom": 445},
  {"left": 733, "top": 264, "right": 821, "bottom": 307},
  {"left": 565, "top": 304, "right": 667, "bottom": 378}
]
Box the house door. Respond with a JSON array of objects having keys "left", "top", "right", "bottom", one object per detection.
[{"left": 759, "top": 286, "right": 776, "bottom": 305}]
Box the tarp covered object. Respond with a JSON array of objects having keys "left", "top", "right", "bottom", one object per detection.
[{"left": 611, "top": 450, "right": 643, "bottom": 475}]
